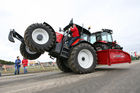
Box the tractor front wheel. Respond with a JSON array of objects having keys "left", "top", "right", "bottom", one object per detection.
[
  {"left": 20, "top": 43, "right": 41, "bottom": 60},
  {"left": 68, "top": 43, "right": 97, "bottom": 74}
]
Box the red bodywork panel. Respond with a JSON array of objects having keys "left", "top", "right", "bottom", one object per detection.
[
  {"left": 71, "top": 39, "right": 84, "bottom": 46},
  {"left": 97, "top": 49, "right": 131, "bottom": 66},
  {"left": 98, "top": 41, "right": 107, "bottom": 43},
  {"left": 56, "top": 32, "right": 63, "bottom": 43}
]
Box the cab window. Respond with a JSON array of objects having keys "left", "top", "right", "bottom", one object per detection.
[
  {"left": 81, "top": 34, "right": 88, "bottom": 41},
  {"left": 107, "top": 34, "right": 113, "bottom": 42},
  {"left": 96, "top": 33, "right": 102, "bottom": 41},
  {"left": 101, "top": 32, "right": 107, "bottom": 41},
  {"left": 101, "top": 32, "right": 113, "bottom": 42},
  {"left": 90, "top": 35, "right": 96, "bottom": 44}
]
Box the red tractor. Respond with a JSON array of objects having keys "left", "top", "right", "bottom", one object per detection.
[
  {"left": 90, "top": 29, "right": 123, "bottom": 51},
  {"left": 9, "top": 20, "right": 131, "bottom": 74}
]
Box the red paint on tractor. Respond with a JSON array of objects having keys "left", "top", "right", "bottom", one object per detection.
[
  {"left": 56, "top": 32, "right": 63, "bottom": 43},
  {"left": 71, "top": 39, "right": 84, "bottom": 46},
  {"left": 97, "top": 49, "right": 131, "bottom": 66},
  {"left": 71, "top": 38, "right": 81, "bottom": 46},
  {"left": 98, "top": 41, "right": 107, "bottom": 43}
]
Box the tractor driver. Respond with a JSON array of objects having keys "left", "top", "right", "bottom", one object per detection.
[{"left": 67, "top": 24, "right": 80, "bottom": 47}]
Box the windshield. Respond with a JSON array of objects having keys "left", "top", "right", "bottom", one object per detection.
[{"left": 101, "top": 32, "right": 113, "bottom": 42}]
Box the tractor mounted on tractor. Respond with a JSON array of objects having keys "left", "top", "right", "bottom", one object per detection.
[{"left": 8, "top": 19, "right": 131, "bottom": 74}]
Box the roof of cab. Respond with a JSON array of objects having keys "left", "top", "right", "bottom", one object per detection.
[{"left": 91, "top": 29, "right": 113, "bottom": 35}]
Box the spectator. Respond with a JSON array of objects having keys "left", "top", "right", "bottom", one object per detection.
[
  {"left": 22, "top": 58, "right": 28, "bottom": 74},
  {"left": 15, "top": 56, "right": 21, "bottom": 75}
]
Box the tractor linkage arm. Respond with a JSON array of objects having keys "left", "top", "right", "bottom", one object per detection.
[{"left": 8, "top": 29, "right": 24, "bottom": 43}]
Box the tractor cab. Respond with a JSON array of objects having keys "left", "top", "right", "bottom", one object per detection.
[
  {"left": 64, "top": 24, "right": 91, "bottom": 37},
  {"left": 63, "top": 23, "right": 91, "bottom": 44},
  {"left": 90, "top": 29, "right": 122, "bottom": 51},
  {"left": 96, "top": 29, "right": 113, "bottom": 42},
  {"left": 90, "top": 29, "right": 113, "bottom": 43}
]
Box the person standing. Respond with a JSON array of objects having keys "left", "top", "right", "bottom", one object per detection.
[
  {"left": 22, "top": 58, "right": 28, "bottom": 74},
  {"left": 14, "top": 56, "right": 21, "bottom": 75}
]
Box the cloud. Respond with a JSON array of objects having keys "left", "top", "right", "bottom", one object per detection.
[{"left": 0, "top": 0, "right": 140, "bottom": 61}]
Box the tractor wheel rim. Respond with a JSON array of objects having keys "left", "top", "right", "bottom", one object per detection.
[
  {"left": 32, "top": 28, "right": 49, "bottom": 44},
  {"left": 25, "top": 46, "right": 36, "bottom": 54},
  {"left": 78, "top": 49, "right": 93, "bottom": 69}
]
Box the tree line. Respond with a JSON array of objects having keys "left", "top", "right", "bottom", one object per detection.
[{"left": 0, "top": 59, "right": 14, "bottom": 65}]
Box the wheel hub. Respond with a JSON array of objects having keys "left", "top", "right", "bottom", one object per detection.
[
  {"left": 82, "top": 57, "right": 85, "bottom": 61},
  {"left": 37, "top": 34, "right": 43, "bottom": 41},
  {"left": 78, "top": 49, "right": 94, "bottom": 69},
  {"left": 32, "top": 28, "right": 49, "bottom": 44}
]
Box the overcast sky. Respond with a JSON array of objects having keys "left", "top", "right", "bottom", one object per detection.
[{"left": 0, "top": 0, "right": 140, "bottom": 62}]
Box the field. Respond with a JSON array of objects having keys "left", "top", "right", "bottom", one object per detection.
[{"left": 0, "top": 64, "right": 59, "bottom": 75}]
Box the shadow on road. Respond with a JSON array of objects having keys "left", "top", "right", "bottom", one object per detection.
[{"left": 95, "top": 67, "right": 130, "bottom": 72}]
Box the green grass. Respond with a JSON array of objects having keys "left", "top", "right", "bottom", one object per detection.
[{"left": 1, "top": 65, "right": 59, "bottom": 74}]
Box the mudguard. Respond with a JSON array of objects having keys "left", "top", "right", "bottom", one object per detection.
[
  {"left": 56, "top": 32, "right": 63, "bottom": 43},
  {"left": 71, "top": 39, "right": 93, "bottom": 48}
]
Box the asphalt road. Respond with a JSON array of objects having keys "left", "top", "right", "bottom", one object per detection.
[{"left": 0, "top": 60, "right": 140, "bottom": 93}]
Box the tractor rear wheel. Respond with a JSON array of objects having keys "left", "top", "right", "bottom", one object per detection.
[
  {"left": 24, "top": 23, "right": 56, "bottom": 53},
  {"left": 68, "top": 43, "right": 97, "bottom": 74},
  {"left": 20, "top": 43, "right": 41, "bottom": 60},
  {"left": 56, "top": 58, "right": 72, "bottom": 72}
]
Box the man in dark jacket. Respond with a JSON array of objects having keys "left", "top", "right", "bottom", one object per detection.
[
  {"left": 67, "top": 24, "right": 80, "bottom": 47},
  {"left": 14, "top": 56, "right": 21, "bottom": 75}
]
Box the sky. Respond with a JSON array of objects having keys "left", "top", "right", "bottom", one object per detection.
[{"left": 0, "top": 0, "right": 140, "bottom": 62}]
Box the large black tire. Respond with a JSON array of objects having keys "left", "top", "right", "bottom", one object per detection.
[
  {"left": 24, "top": 23, "right": 56, "bottom": 53},
  {"left": 94, "top": 43, "right": 108, "bottom": 51},
  {"left": 68, "top": 43, "right": 97, "bottom": 74},
  {"left": 56, "top": 58, "right": 72, "bottom": 72},
  {"left": 20, "top": 43, "right": 41, "bottom": 60}
]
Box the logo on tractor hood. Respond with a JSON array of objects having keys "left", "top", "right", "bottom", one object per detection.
[{"left": 114, "top": 55, "right": 124, "bottom": 58}]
